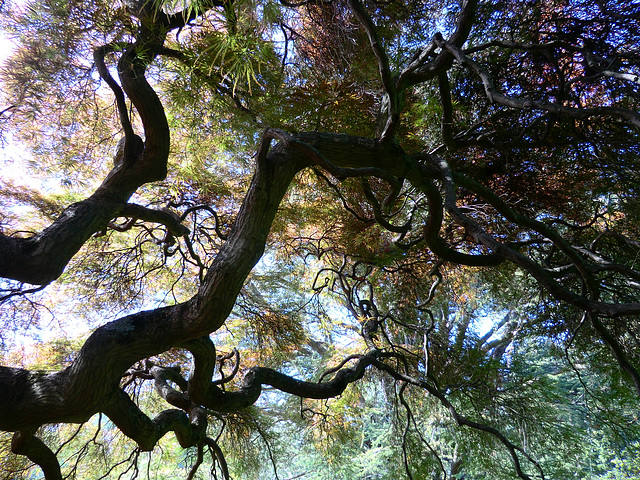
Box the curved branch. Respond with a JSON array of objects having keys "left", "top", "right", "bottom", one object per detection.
[
  {"left": 0, "top": 19, "right": 173, "bottom": 285},
  {"left": 102, "top": 388, "right": 205, "bottom": 451},
  {"left": 212, "top": 349, "right": 240, "bottom": 386},
  {"left": 436, "top": 36, "right": 640, "bottom": 127},
  {"left": 193, "top": 351, "right": 542, "bottom": 479},
  {"left": 418, "top": 174, "right": 503, "bottom": 267},
  {"left": 118, "top": 203, "right": 190, "bottom": 237},
  {"left": 11, "top": 431, "right": 61, "bottom": 480},
  {"left": 181, "top": 205, "right": 228, "bottom": 240},
  {"left": 347, "top": 0, "right": 399, "bottom": 142},
  {"left": 114, "top": 41, "right": 170, "bottom": 188},
  {"left": 94, "top": 45, "right": 134, "bottom": 139},
  {"left": 260, "top": 128, "right": 402, "bottom": 181},
  {"left": 150, "top": 366, "right": 191, "bottom": 410},
  {"left": 360, "top": 178, "right": 411, "bottom": 234},
  {"left": 204, "top": 437, "right": 230, "bottom": 480},
  {"left": 398, "top": 0, "right": 478, "bottom": 88}
]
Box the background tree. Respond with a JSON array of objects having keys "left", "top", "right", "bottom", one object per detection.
[{"left": 0, "top": 0, "right": 639, "bottom": 478}]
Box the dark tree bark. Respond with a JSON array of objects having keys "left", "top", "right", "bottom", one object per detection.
[{"left": 1, "top": 1, "right": 639, "bottom": 479}]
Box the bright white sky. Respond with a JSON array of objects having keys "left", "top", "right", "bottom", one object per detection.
[
  {"left": 0, "top": 22, "right": 35, "bottom": 188},
  {"left": 0, "top": 15, "right": 91, "bottom": 350}
]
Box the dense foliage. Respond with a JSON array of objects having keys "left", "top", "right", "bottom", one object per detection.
[{"left": 0, "top": 0, "right": 639, "bottom": 478}]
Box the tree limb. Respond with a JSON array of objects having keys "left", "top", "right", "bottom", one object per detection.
[
  {"left": 347, "top": 0, "right": 399, "bottom": 142},
  {"left": 11, "top": 431, "right": 62, "bottom": 480},
  {"left": 436, "top": 35, "right": 640, "bottom": 127}
]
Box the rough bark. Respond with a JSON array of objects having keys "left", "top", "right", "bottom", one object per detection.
[
  {"left": 0, "top": 7, "right": 170, "bottom": 286},
  {"left": 2, "top": 126, "right": 638, "bottom": 434},
  {"left": 1, "top": 1, "right": 639, "bottom": 478},
  {"left": 0, "top": 131, "right": 408, "bottom": 432}
]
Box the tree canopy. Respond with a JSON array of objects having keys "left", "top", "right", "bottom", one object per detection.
[{"left": 0, "top": 0, "right": 639, "bottom": 478}]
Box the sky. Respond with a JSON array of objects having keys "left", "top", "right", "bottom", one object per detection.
[
  {"left": 0, "top": 12, "right": 88, "bottom": 350},
  {"left": 0, "top": 20, "right": 34, "bottom": 188},
  {"left": 0, "top": 1, "right": 504, "bottom": 357}
]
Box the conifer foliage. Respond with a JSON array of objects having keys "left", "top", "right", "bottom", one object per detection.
[{"left": 0, "top": 0, "right": 639, "bottom": 478}]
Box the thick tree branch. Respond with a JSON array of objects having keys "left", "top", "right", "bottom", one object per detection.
[
  {"left": 0, "top": 198, "right": 125, "bottom": 284},
  {"left": 102, "top": 388, "right": 206, "bottom": 451},
  {"left": 116, "top": 203, "right": 190, "bottom": 237},
  {"left": 182, "top": 336, "right": 218, "bottom": 404},
  {"left": 11, "top": 431, "right": 62, "bottom": 480},
  {"left": 416, "top": 173, "right": 503, "bottom": 267},
  {"left": 0, "top": 21, "right": 173, "bottom": 285}
]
